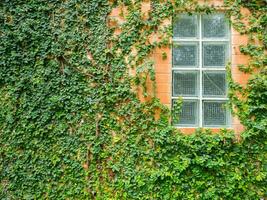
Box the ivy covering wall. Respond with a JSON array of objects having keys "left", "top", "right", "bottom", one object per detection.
[{"left": 0, "top": 0, "right": 266, "bottom": 199}]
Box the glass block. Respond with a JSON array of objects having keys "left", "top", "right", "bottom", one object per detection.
[
  {"left": 203, "top": 43, "right": 227, "bottom": 67},
  {"left": 202, "top": 14, "right": 228, "bottom": 38},
  {"left": 203, "top": 101, "right": 228, "bottom": 126},
  {"left": 176, "top": 100, "right": 198, "bottom": 126},
  {"left": 173, "top": 71, "right": 198, "bottom": 96},
  {"left": 203, "top": 71, "right": 226, "bottom": 96},
  {"left": 173, "top": 15, "right": 198, "bottom": 38},
  {"left": 173, "top": 43, "right": 198, "bottom": 67}
]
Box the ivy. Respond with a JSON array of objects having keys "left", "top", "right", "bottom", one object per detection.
[{"left": 0, "top": 0, "right": 266, "bottom": 199}]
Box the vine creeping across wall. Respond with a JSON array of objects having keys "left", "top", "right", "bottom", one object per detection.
[{"left": 0, "top": 0, "right": 266, "bottom": 199}]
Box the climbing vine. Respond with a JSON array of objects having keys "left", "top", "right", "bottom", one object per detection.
[{"left": 0, "top": 0, "right": 266, "bottom": 199}]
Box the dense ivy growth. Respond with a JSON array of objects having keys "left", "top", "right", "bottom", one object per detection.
[{"left": 0, "top": 0, "right": 266, "bottom": 199}]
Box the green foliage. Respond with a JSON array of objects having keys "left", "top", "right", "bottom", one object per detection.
[
  {"left": 0, "top": 0, "right": 266, "bottom": 199},
  {"left": 171, "top": 97, "right": 182, "bottom": 124}
]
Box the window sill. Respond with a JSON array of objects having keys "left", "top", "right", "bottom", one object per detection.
[{"left": 177, "top": 127, "right": 234, "bottom": 134}]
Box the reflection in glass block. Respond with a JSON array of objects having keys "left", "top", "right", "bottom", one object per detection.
[
  {"left": 173, "top": 44, "right": 198, "bottom": 67},
  {"left": 203, "top": 101, "right": 227, "bottom": 126},
  {"left": 173, "top": 15, "right": 198, "bottom": 38},
  {"left": 173, "top": 71, "right": 198, "bottom": 96},
  {"left": 203, "top": 72, "right": 226, "bottom": 96},
  {"left": 202, "top": 14, "right": 228, "bottom": 38},
  {"left": 176, "top": 101, "right": 198, "bottom": 125},
  {"left": 203, "top": 43, "right": 226, "bottom": 67}
]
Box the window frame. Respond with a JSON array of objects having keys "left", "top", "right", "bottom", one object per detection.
[{"left": 172, "top": 13, "right": 231, "bottom": 128}]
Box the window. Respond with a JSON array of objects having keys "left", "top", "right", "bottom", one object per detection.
[{"left": 172, "top": 14, "right": 231, "bottom": 127}]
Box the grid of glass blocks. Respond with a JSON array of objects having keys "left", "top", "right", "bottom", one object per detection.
[
  {"left": 172, "top": 13, "right": 230, "bottom": 127},
  {"left": 203, "top": 43, "right": 228, "bottom": 67},
  {"left": 202, "top": 14, "right": 228, "bottom": 38},
  {"left": 173, "top": 43, "right": 198, "bottom": 67},
  {"left": 203, "top": 101, "right": 228, "bottom": 126},
  {"left": 172, "top": 100, "right": 198, "bottom": 126},
  {"left": 173, "top": 71, "right": 198, "bottom": 96},
  {"left": 203, "top": 71, "right": 226, "bottom": 96},
  {"left": 173, "top": 15, "right": 198, "bottom": 38}
]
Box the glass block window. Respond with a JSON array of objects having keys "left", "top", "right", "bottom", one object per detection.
[
  {"left": 203, "top": 71, "right": 226, "bottom": 96},
  {"left": 203, "top": 101, "right": 228, "bottom": 126},
  {"left": 173, "top": 71, "right": 198, "bottom": 96},
  {"left": 173, "top": 43, "right": 198, "bottom": 67},
  {"left": 202, "top": 14, "right": 228, "bottom": 38},
  {"left": 173, "top": 15, "right": 198, "bottom": 38},
  {"left": 203, "top": 43, "right": 228, "bottom": 67},
  {"left": 172, "top": 13, "right": 230, "bottom": 127},
  {"left": 173, "top": 100, "right": 198, "bottom": 126}
]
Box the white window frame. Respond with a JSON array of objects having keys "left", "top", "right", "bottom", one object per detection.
[{"left": 172, "top": 14, "right": 231, "bottom": 128}]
